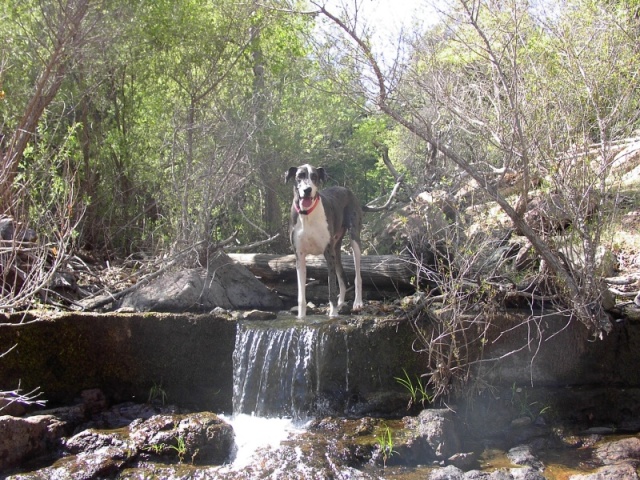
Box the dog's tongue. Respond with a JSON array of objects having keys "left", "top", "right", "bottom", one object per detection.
[{"left": 301, "top": 197, "right": 313, "bottom": 209}]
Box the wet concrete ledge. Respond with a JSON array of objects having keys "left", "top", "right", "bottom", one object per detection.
[
  {"left": 0, "top": 312, "right": 427, "bottom": 415},
  {"left": 0, "top": 312, "right": 237, "bottom": 412},
  {"left": 2, "top": 310, "right": 640, "bottom": 417}
]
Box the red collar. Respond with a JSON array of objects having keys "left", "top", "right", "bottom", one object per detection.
[{"left": 295, "top": 196, "right": 320, "bottom": 215}]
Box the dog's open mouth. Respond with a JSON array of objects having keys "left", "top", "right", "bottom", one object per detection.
[{"left": 300, "top": 197, "right": 314, "bottom": 209}]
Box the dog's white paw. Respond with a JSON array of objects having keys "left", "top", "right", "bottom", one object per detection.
[{"left": 352, "top": 301, "right": 364, "bottom": 312}]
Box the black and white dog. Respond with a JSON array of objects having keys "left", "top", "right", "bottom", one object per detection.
[{"left": 286, "top": 164, "right": 364, "bottom": 318}]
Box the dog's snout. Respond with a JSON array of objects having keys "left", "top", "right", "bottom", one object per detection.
[{"left": 303, "top": 187, "right": 312, "bottom": 197}]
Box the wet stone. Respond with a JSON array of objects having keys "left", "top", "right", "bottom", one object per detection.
[
  {"left": 129, "top": 412, "right": 234, "bottom": 465},
  {"left": 9, "top": 445, "right": 136, "bottom": 480},
  {"left": 401, "top": 408, "right": 462, "bottom": 461},
  {"left": 568, "top": 462, "right": 640, "bottom": 479},
  {"left": 506, "top": 444, "right": 544, "bottom": 471},
  {"left": 64, "top": 429, "right": 134, "bottom": 455},
  {"left": 594, "top": 436, "right": 640, "bottom": 465},
  {"left": 242, "top": 309, "right": 277, "bottom": 320}
]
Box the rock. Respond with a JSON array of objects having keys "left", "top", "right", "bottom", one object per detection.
[
  {"left": 117, "top": 252, "right": 283, "bottom": 313},
  {"left": 594, "top": 436, "right": 640, "bottom": 465},
  {"left": 416, "top": 190, "right": 459, "bottom": 222},
  {"left": 507, "top": 444, "right": 544, "bottom": 471},
  {"left": 17, "top": 444, "right": 136, "bottom": 480},
  {"left": 242, "top": 309, "right": 277, "bottom": 320},
  {"left": 129, "top": 412, "right": 234, "bottom": 465},
  {"left": 429, "top": 465, "right": 464, "bottom": 479},
  {"left": 569, "top": 462, "right": 640, "bottom": 479},
  {"left": 510, "top": 466, "right": 547, "bottom": 479},
  {"left": 36, "top": 404, "right": 87, "bottom": 430},
  {"left": 368, "top": 200, "right": 463, "bottom": 266},
  {"left": 82, "top": 402, "right": 182, "bottom": 430},
  {"left": 64, "top": 428, "right": 135, "bottom": 454},
  {"left": 510, "top": 416, "right": 533, "bottom": 428},
  {"left": 0, "top": 393, "right": 27, "bottom": 417},
  {"left": 0, "top": 215, "right": 37, "bottom": 242},
  {"left": 80, "top": 388, "right": 108, "bottom": 415},
  {"left": 462, "top": 468, "right": 545, "bottom": 479},
  {"left": 464, "top": 470, "right": 511, "bottom": 479},
  {"left": 448, "top": 451, "right": 477, "bottom": 470},
  {"left": 0, "top": 414, "right": 66, "bottom": 470},
  {"left": 401, "top": 409, "right": 461, "bottom": 462}
]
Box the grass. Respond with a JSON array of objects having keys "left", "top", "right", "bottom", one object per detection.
[
  {"left": 148, "top": 382, "right": 168, "bottom": 406},
  {"left": 510, "top": 384, "right": 552, "bottom": 421},
  {"left": 376, "top": 424, "right": 397, "bottom": 468},
  {"left": 395, "top": 368, "right": 432, "bottom": 410},
  {"left": 167, "top": 435, "right": 187, "bottom": 464}
]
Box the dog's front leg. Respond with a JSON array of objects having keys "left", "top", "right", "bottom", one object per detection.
[
  {"left": 324, "top": 247, "right": 339, "bottom": 317},
  {"left": 296, "top": 253, "right": 307, "bottom": 318}
]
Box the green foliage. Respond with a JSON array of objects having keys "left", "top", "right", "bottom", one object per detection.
[
  {"left": 394, "top": 368, "right": 432, "bottom": 410},
  {"left": 375, "top": 424, "right": 397, "bottom": 468},
  {"left": 145, "top": 434, "right": 187, "bottom": 464},
  {"left": 510, "top": 384, "right": 552, "bottom": 421},
  {"left": 3, "top": 0, "right": 639, "bottom": 269},
  {"left": 167, "top": 434, "right": 187, "bottom": 464},
  {"left": 147, "top": 382, "right": 167, "bottom": 406}
]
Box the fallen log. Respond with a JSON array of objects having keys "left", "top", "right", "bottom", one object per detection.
[{"left": 228, "top": 253, "right": 415, "bottom": 288}]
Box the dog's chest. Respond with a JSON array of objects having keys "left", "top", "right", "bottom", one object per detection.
[{"left": 292, "top": 202, "right": 331, "bottom": 255}]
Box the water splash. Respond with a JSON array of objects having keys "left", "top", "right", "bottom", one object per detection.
[{"left": 219, "top": 413, "right": 308, "bottom": 469}]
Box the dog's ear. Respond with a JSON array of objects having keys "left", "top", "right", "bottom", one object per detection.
[
  {"left": 317, "top": 167, "right": 326, "bottom": 183},
  {"left": 285, "top": 167, "right": 297, "bottom": 184}
]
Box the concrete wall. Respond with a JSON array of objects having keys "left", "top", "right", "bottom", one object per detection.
[{"left": 0, "top": 313, "right": 236, "bottom": 412}]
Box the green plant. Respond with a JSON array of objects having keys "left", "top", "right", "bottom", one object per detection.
[
  {"left": 376, "top": 425, "right": 397, "bottom": 468},
  {"left": 395, "top": 368, "right": 432, "bottom": 410},
  {"left": 148, "top": 382, "right": 167, "bottom": 405},
  {"left": 167, "top": 435, "right": 187, "bottom": 464},
  {"left": 145, "top": 435, "right": 187, "bottom": 463},
  {"left": 510, "top": 384, "right": 551, "bottom": 420},
  {"left": 146, "top": 443, "right": 165, "bottom": 455}
]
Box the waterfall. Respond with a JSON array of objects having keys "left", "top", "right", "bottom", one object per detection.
[{"left": 232, "top": 320, "right": 328, "bottom": 418}]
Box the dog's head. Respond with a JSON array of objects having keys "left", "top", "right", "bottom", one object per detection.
[{"left": 285, "top": 164, "right": 326, "bottom": 211}]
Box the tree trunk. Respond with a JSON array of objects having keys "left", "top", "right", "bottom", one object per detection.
[
  {"left": 228, "top": 253, "right": 415, "bottom": 288},
  {"left": 0, "top": 0, "right": 90, "bottom": 214}
]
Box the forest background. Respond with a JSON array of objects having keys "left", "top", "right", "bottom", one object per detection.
[{"left": 1, "top": 0, "right": 640, "bottom": 345}]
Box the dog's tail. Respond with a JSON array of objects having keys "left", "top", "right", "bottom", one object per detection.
[{"left": 362, "top": 178, "right": 403, "bottom": 212}]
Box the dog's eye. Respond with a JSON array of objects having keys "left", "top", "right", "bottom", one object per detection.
[
  {"left": 310, "top": 173, "right": 318, "bottom": 182},
  {"left": 297, "top": 172, "right": 307, "bottom": 180}
]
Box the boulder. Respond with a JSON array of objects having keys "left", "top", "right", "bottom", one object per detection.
[
  {"left": 0, "top": 414, "right": 66, "bottom": 470},
  {"left": 0, "top": 215, "right": 37, "bottom": 242},
  {"left": 117, "top": 252, "right": 283, "bottom": 313},
  {"left": 30, "top": 429, "right": 138, "bottom": 480},
  {"left": 26, "top": 445, "right": 135, "bottom": 480},
  {"left": 507, "top": 444, "right": 544, "bottom": 471},
  {"left": 569, "top": 462, "right": 640, "bottom": 480},
  {"left": 65, "top": 429, "right": 135, "bottom": 455},
  {"left": 429, "top": 465, "right": 464, "bottom": 479},
  {"left": 399, "top": 408, "right": 461, "bottom": 462},
  {"left": 367, "top": 198, "right": 463, "bottom": 266},
  {"left": 594, "top": 436, "right": 640, "bottom": 465},
  {"left": 129, "top": 412, "right": 234, "bottom": 465},
  {"left": 0, "top": 394, "right": 27, "bottom": 417}
]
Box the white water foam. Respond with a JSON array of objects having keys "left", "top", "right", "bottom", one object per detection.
[{"left": 219, "top": 414, "right": 309, "bottom": 469}]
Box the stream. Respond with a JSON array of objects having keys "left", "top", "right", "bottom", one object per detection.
[
  {"left": 4, "top": 314, "right": 640, "bottom": 479},
  {"left": 202, "top": 318, "right": 640, "bottom": 479}
]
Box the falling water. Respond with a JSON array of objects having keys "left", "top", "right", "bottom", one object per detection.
[{"left": 232, "top": 318, "right": 327, "bottom": 419}]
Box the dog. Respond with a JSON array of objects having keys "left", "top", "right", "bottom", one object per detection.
[{"left": 285, "top": 164, "right": 364, "bottom": 318}]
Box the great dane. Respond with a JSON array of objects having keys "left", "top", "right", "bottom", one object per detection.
[{"left": 285, "top": 164, "right": 364, "bottom": 318}]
